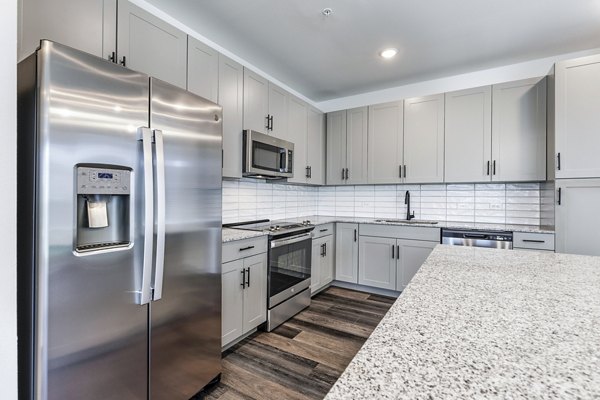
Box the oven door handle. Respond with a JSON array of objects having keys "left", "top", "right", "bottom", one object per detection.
[{"left": 271, "top": 233, "right": 312, "bottom": 249}]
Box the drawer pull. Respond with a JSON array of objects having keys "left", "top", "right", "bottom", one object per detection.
[
  {"left": 522, "top": 239, "right": 545, "bottom": 243},
  {"left": 239, "top": 246, "right": 255, "bottom": 251},
  {"left": 319, "top": 229, "right": 329, "bottom": 233}
]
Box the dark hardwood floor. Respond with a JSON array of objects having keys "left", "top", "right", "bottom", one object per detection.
[{"left": 198, "top": 287, "right": 396, "bottom": 400}]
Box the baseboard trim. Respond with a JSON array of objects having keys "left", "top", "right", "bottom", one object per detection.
[
  {"left": 330, "top": 281, "right": 401, "bottom": 298},
  {"left": 221, "top": 328, "right": 257, "bottom": 352}
]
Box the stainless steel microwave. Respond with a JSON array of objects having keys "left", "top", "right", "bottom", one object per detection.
[{"left": 243, "top": 130, "right": 294, "bottom": 178}]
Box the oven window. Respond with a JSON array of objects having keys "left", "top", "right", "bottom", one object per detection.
[
  {"left": 269, "top": 238, "right": 311, "bottom": 296},
  {"left": 252, "top": 141, "right": 283, "bottom": 172}
]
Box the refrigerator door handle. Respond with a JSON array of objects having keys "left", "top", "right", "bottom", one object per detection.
[
  {"left": 138, "top": 127, "right": 155, "bottom": 305},
  {"left": 152, "top": 129, "right": 167, "bottom": 301}
]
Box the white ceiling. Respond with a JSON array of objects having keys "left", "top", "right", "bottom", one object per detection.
[{"left": 146, "top": 0, "right": 600, "bottom": 101}]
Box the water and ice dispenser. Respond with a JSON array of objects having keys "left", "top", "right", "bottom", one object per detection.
[{"left": 75, "top": 165, "right": 131, "bottom": 252}]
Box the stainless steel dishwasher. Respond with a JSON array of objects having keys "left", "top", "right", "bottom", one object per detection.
[{"left": 441, "top": 229, "right": 513, "bottom": 249}]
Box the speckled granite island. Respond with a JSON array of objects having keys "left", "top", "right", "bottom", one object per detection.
[{"left": 325, "top": 245, "right": 600, "bottom": 399}]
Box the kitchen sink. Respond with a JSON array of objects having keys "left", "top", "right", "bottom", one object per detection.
[{"left": 374, "top": 219, "right": 439, "bottom": 225}]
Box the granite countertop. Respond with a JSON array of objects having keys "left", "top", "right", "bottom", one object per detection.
[
  {"left": 222, "top": 227, "right": 268, "bottom": 243},
  {"left": 283, "top": 215, "right": 555, "bottom": 234},
  {"left": 325, "top": 245, "right": 600, "bottom": 399}
]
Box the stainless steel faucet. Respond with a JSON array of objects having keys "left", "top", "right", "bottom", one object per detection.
[{"left": 404, "top": 190, "right": 415, "bottom": 221}]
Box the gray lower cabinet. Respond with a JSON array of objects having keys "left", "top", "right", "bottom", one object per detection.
[
  {"left": 513, "top": 232, "right": 555, "bottom": 252},
  {"left": 491, "top": 77, "right": 547, "bottom": 182},
  {"left": 358, "top": 236, "right": 397, "bottom": 290},
  {"left": 221, "top": 248, "right": 267, "bottom": 348},
  {"left": 311, "top": 233, "right": 334, "bottom": 294},
  {"left": 187, "top": 36, "right": 218, "bottom": 102},
  {"left": 444, "top": 86, "right": 492, "bottom": 183},
  {"left": 117, "top": 1, "right": 188, "bottom": 89},
  {"left": 219, "top": 54, "right": 244, "bottom": 178},
  {"left": 359, "top": 224, "right": 439, "bottom": 291},
  {"left": 555, "top": 179, "right": 600, "bottom": 256},
  {"left": 403, "top": 94, "right": 445, "bottom": 183},
  {"left": 395, "top": 240, "right": 437, "bottom": 291},
  {"left": 335, "top": 223, "right": 359, "bottom": 283},
  {"left": 18, "top": 0, "right": 116, "bottom": 62},
  {"left": 555, "top": 54, "right": 600, "bottom": 179}
]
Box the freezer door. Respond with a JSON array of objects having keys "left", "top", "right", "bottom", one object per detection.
[
  {"left": 149, "top": 78, "right": 223, "bottom": 399},
  {"left": 27, "top": 41, "right": 151, "bottom": 400}
]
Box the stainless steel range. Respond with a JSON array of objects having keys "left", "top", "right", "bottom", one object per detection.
[{"left": 226, "top": 219, "right": 314, "bottom": 331}]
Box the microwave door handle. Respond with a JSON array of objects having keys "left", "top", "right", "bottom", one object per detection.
[
  {"left": 137, "top": 127, "right": 154, "bottom": 305},
  {"left": 151, "top": 129, "right": 166, "bottom": 301},
  {"left": 280, "top": 149, "right": 288, "bottom": 172}
]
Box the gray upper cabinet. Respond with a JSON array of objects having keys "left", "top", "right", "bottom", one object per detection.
[
  {"left": 187, "top": 36, "right": 218, "bottom": 103},
  {"left": 445, "top": 86, "right": 492, "bottom": 183},
  {"left": 18, "top": 0, "right": 116, "bottom": 62},
  {"left": 345, "top": 107, "right": 369, "bottom": 185},
  {"left": 117, "top": 1, "right": 187, "bottom": 89},
  {"left": 555, "top": 179, "right": 600, "bottom": 256},
  {"left": 268, "top": 83, "right": 289, "bottom": 138},
  {"left": 404, "top": 94, "right": 445, "bottom": 183},
  {"left": 287, "top": 96, "right": 308, "bottom": 184},
  {"left": 555, "top": 54, "right": 600, "bottom": 179},
  {"left": 243, "top": 69, "right": 269, "bottom": 133},
  {"left": 219, "top": 55, "right": 244, "bottom": 179},
  {"left": 326, "top": 110, "right": 347, "bottom": 185},
  {"left": 306, "top": 107, "right": 326, "bottom": 185},
  {"left": 491, "top": 77, "right": 547, "bottom": 182},
  {"left": 368, "top": 101, "right": 404, "bottom": 184}
]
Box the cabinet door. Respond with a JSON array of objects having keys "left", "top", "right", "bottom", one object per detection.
[
  {"left": 243, "top": 69, "right": 269, "bottom": 132},
  {"left": 491, "top": 77, "right": 547, "bottom": 182},
  {"left": 358, "top": 236, "right": 397, "bottom": 290},
  {"left": 219, "top": 55, "right": 244, "bottom": 178},
  {"left": 335, "top": 223, "right": 359, "bottom": 283},
  {"left": 320, "top": 236, "right": 335, "bottom": 287},
  {"left": 268, "top": 83, "right": 289, "bottom": 137},
  {"left": 287, "top": 97, "right": 308, "bottom": 184},
  {"left": 445, "top": 86, "right": 492, "bottom": 183},
  {"left": 310, "top": 237, "right": 323, "bottom": 293},
  {"left": 242, "top": 253, "right": 268, "bottom": 332},
  {"left": 404, "top": 94, "right": 445, "bottom": 183},
  {"left": 307, "top": 108, "right": 326, "bottom": 185},
  {"left": 555, "top": 179, "right": 600, "bottom": 256},
  {"left": 187, "top": 36, "right": 218, "bottom": 102},
  {"left": 396, "top": 240, "right": 436, "bottom": 291},
  {"left": 346, "top": 107, "right": 369, "bottom": 184},
  {"left": 555, "top": 55, "right": 600, "bottom": 179},
  {"left": 117, "top": 1, "right": 187, "bottom": 88},
  {"left": 221, "top": 260, "right": 244, "bottom": 347},
  {"left": 368, "top": 101, "right": 404, "bottom": 184},
  {"left": 18, "top": 0, "right": 116, "bottom": 62},
  {"left": 326, "top": 110, "right": 347, "bottom": 185}
]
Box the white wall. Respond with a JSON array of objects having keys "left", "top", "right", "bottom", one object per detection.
[
  {"left": 0, "top": 0, "right": 18, "bottom": 399},
  {"left": 317, "top": 47, "right": 600, "bottom": 112}
]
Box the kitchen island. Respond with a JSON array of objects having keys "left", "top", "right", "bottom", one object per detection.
[{"left": 325, "top": 245, "right": 600, "bottom": 399}]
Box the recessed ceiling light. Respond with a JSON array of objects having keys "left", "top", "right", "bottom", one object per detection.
[
  {"left": 380, "top": 48, "right": 398, "bottom": 59},
  {"left": 322, "top": 8, "right": 333, "bottom": 17}
]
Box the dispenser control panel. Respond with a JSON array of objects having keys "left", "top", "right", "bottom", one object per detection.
[{"left": 77, "top": 166, "right": 131, "bottom": 195}]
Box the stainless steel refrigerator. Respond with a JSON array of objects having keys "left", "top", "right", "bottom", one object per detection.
[{"left": 17, "top": 40, "right": 223, "bottom": 400}]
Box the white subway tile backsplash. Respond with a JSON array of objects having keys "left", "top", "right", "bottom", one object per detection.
[{"left": 221, "top": 181, "right": 545, "bottom": 226}]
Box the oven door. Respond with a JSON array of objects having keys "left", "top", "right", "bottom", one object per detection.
[{"left": 268, "top": 232, "right": 312, "bottom": 308}]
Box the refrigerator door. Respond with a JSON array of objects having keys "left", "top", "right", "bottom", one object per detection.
[
  {"left": 149, "top": 78, "right": 223, "bottom": 399},
  {"left": 31, "top": 41, "right": 150, "bottom": 400}
]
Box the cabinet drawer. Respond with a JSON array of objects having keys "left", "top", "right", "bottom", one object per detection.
[
  {"left": 222, "top": 236, "right": 268, "bottom": 263},
  {"left": 360, "top": 224, "right": 440, "bottom": 242},
  {"left": 312, "top": 223, "right": 334, "bottom": 239},
  {"left": 513, "top": 232, "right": 555, "bottom": 251}
]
